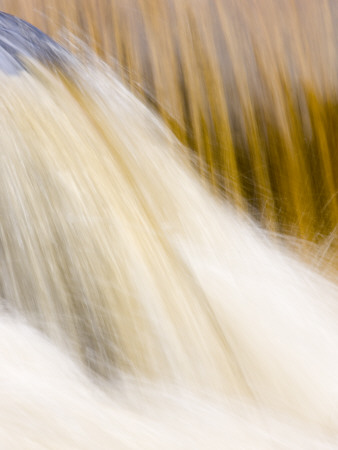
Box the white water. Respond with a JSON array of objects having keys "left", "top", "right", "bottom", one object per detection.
[{"left": 1, "top": 54, "right": 338, "bottom": 448}]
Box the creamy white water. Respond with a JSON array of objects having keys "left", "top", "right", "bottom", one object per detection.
[{"left": 1, "top": 53, "right": 338, "bottom": 448}]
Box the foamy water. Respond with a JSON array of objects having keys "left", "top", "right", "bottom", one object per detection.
[{"left": 1, "top": 13, "right": 338, "bottom": 448}]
